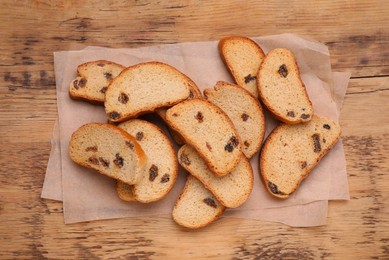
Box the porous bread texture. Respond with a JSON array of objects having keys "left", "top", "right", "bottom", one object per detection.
[
  {"left": 116, "top": 119, "right": 178, "bottom": 203},
  {"left": 260, "top": 115, "right": 341, "bottom": 199},
  {"left": 178, "top": 145, "right": 253, "bottom": 208},
  {"left": 165, "top": 98, "right": 243, "bottom": 176},
  {"left": 156, "top": 76, "right": 202, "bottom": 145},
  {"left": 68, "top": 123, "right": 147, "bottom": 185},
  {"left": 69, "top": 60, "right": 125, "bottom": 104},
  {"left": 172, "top": 175, "right": 225, "bottom": 229},
  {"left": 104, "top": 61, "right": 191, "bottom": 122},
  {"left": 257, "top": 48, "right": 313, "bottom": 124},
  {"left": 219, "top": 36, "right": 265, "bottom": 98},
  {"left": 204, "top": 81, "right": 266, "bottom": 158}
]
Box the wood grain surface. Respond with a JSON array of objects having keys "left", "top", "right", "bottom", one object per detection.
[{"left": 0, "top": 0, "right": 388, "bottom": 259}]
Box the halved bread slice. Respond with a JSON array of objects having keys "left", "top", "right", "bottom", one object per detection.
[
  {"left": 165, "top": 99, "right": 242, "bottom": 176},
  {"left": 257, "top": 48, "right": 313, "bottom": 124},
  {"left": 68, "top": 123, "right": 147, "bottom": 185},
  {"left": 178, "top": 145, "right": 253, "bottom": 208},
  {"left": 172, "top": 175, "right": 225, "bottom": 229},
  {"left": 219, "top": 36, "right": 265, "bottom": 97},
  {"left": 204, "top": 81, "right": 266, "bottom": 158},
  {"left": 115, "top": 181, "right": 137, "bottom": 202},
  {"left": 69, "top": 60, "right": 125, "bottom": 104},
  {"left": 104, "top": 62, "right": 192, "bottom": 122},
  {"left": 116, "top": 119, "right": 178, "bottom": 203},
  {"left": 260, "top": 115, "right": 341, "bottom": 199}
]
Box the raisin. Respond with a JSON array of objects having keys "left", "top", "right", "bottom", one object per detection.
[
  {"left": 97, "top": 63, "right": 106, "bottom": 67},
  {"left": 189, "top": 90, "right": 194, "bottom": 99},
  {"left": 109, "top": 111, "right": 121, "bottom": 120},
  {"left": 241, "top": 113, "right": 249, "bottom": 121},
  {"left": 113, "top": 153, "right": 124, "bottom": 168},
  {"left": 301, "top": 161, "right": 307, "bottom": 169},
  {"left": 172, "top": 113, "right": 178, "bottom": 117},
  {"left": 278, "top": 64, "right": 288, "bottom": 77},
  {"left": 125, "top": 141, "right": 134, "bottom": 150},
  {"left": 244, "top": 141, "right": 250, "bottom": 147},
  {"left": 323, "top": 124, "right": 331, "bottom": 130},
  {"left": 149, "top": 164, "right": 158, "bottom": 181},
  {"left": 206, "top": 142, "right": 212, "bottom": 151},
  {"left": 118, "top": 92, "right": 129, "bottom": 104},
  {"left": 85, "top": 146, "right": 98, "bottom": 152},
  {"left": 203, "top": 197, "right": 217, "bottom": 208},
  {"left": 323, "top": 138, "right": 327, "bottom": 143},
  {"left": 244, "top": 74, "right": 256, "bottom": 83},
  {"left": 287, "top": 111, "right": 295, "bottom": 117},
  {"left": 99, "top": 86, "right": 108, "bottom": 93},
  {"left": 180, "top": 153, "right": 191, "bottom": 166},
  {"left": 99, "top": 157, "right": 110, "bottom": 168},
  {"left": 312, "top": 134, "right": 322, "bottom": 153},
  {"left": 300, "top": 114, "right": 310, "bottom": 119},
  {"left": 104, "top": 72, "right": 112, "bottom": 80},
  {"left": 195, "top": 111, "right": 204, "bottom": 123},
  {"left": 225, "top": 136, "right": 239, "bottom": 153},
  {"left": 88, "top": 156, "right": 99, "bottom": 165},
  {"left": 160, "top": 174, "right": 170, "bottom": 183},
  {"left": 268, "top": 181, "right": 286, "bottom": 195},
  {"left": 73, "top": 80, "right": 80, "bottom": 90},
  {"left": 136, "top": 132, "right": 144, "bottom": 141}
]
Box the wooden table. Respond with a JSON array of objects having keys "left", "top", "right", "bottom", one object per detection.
[{"left": 1, "top": 1, "right": 388, "bottom": 258}]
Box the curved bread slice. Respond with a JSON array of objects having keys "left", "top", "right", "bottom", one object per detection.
[
  {"left": 116, "top": 119, "right": 178, "bottom": 203},
  {"left": 219, "top": 36, "right": 265, "bottom": 97},
  {"left": 172, "top": 175, "right": 225, "bottom": 229},
  {"left": 68, "top": 123, "right": 147, "bottom": 185},
  {"left": 156, "top": 77, "right": 202, "bottom": 145},
  {"left": 104, "top": 62, "right": 191, "bottom": 122},
  {"left": 165, "top": 99, "right": 242, "bottom": 176},
  {"left": 257, "top": 48, "right": 313, "bottom": 124},
  {"left": 69, "top": 60, "right": 125, "bottom": 104},
  {"left": 260, "top": 115, "right": 341, "bottom": 199},
  {"left": 204, "top": 81, "right": 265, "bottom": 158},
  {"left": 178, "top": 145, "right": 253, "bottom": 208}
]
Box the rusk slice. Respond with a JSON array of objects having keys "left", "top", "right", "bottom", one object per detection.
[
  {"left": 68, "top": 123, "right": 147, "bottom": 185},
  {"left": 172, "top": 175, "right": 225, "bottom": 229},
  {"left": 204, "top": 81, "right": 265, "bottom": 158},
  {"left": 259, "top": 115, "right": 341, "bottom": 199},
  {"left": 165, "top": 99, "right": 242, "bottom": 176},
  {"left": 104, "top": 62, "right": 192, "bottom": 122},
  {"left": 178, "top": 145, "right": 253, "bottom": 208},
  {"left": 69, "top": 60, "right": 125, "bottom": 104},
  {"left": 116, "top": 119, "right": 178, "bottom": 203},
  {"left": 257, "top": 48, "right": 313, "bottom": 124},
  {"left": 219, "top": 36, "right": 265, "bottom": 97}
]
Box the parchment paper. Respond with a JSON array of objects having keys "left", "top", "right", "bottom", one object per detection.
[{"left": 42, "top": 33, "right": 350, "bottom": 226}]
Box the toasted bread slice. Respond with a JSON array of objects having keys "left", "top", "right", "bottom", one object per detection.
[
  {"left": 204, "top": 81, "right": 266, "bottom": 158},
  {"left": 68, "top": 123, "right": 147, "bottom": 185},
  {"left": 178, "top": 145, "right": 253, "bottom": 208},
  {"left": 69, "top": 60, "right": 125, "bottom": 104},
  {"left": 172, "top": 175, "right": 225, "bottom": 229},
  {"left": 165, "top": 99, "right": 242, "bottom": 176},
  {"left": 257, "top": 48, "right": 313, "bottom": 124},
  {"left": 260, "top": 115, "right": 341, "bottom": 199},
  {"left": 104, "top": 62, "right": 192, "bottom": 122},
  {"left": 116, "top": 119, "right": 178, "bottom": 203},
  {"left": 219, "top": 36, "right": 265, "bottom": 97}
]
